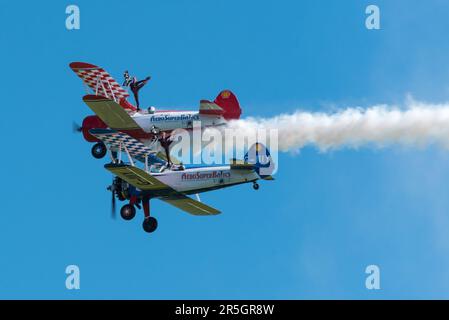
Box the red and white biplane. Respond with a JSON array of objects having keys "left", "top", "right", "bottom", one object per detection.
[{"left": 70, "top": 62, "right": 242, "bottom": 160}]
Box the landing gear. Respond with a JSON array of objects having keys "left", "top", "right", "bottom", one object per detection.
[
  {"left": 120, "top": 204, "right": 136, "bottom": 221},
  {"left": 91, "top": 142, "right": 107, "bottom": 159},
  {"left": 117, "top": 194, "right": 159, "bottom": 233},
  {"left": 253, "top": 182, "right": 260, "bottom": 190},
  {"left": 142, "top": 217, "right": 158, "bottom": 233}
]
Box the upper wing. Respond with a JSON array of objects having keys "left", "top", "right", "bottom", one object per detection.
[
  {"left": 90, "top": 128, "right": 164, "bottom": 164},
  {"left": 83, "top": 95, "right": 141, "bottom": 131},
  {"left": 70, "top": 62, "right": 131, "bottom": 106},
  {"left": 104, "top": 164, "right": 221, "bottom": 215}
]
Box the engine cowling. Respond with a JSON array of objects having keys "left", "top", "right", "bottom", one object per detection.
[{"left": 81, "top": 115, "right": 108, "bottom": 142}]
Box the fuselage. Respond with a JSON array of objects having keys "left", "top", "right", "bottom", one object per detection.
[
  {"left": 132, "top": 110, "right": 226, "bottom": 133},
  {"left": 152, "top": 165, "right": 259, "bottom": 195},
  {"left": 83, "top": 110, "right": 227, "bottom": 143}
]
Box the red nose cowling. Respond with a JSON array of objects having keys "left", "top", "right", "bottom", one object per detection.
[{"left": 81, "top": 115, "right": 107, "bottom": 142}]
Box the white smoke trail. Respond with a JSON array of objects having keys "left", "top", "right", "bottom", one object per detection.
[{"left": 225, "top": 99, "right": 449, "bottom": 152}]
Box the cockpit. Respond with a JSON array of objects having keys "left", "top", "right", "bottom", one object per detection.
[{"left": 148, "top": 163, "right": 185, "bottom": 173}]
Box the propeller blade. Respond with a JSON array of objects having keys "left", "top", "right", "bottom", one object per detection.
[
  {"left": 111, "top": 188, "right": 116, "bottom": 219},
  {"left": 72, "top": 121, "right": 82, "bottom": 133}
]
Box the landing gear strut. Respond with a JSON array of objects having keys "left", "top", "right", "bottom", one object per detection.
[{"left": 91, "top": 142, "right": 107, "bottom": 159}]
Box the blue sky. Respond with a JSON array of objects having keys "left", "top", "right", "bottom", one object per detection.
[{"left": 1, "top": 0, "right": 449, "bottom": 299}]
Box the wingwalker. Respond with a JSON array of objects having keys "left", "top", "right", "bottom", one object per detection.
[{"left": 70, "top": 62, "right": 275, "bottom": 234}]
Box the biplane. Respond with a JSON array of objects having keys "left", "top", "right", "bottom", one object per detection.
[
  {"left": 70, "top": 62, "right": 274, "bottom": 233},
  {"left": 92, "top": 129, "right": 275, "bottom": 233},
  {"left": 70, "top": 62, "right": 242, "bottom": 159}
]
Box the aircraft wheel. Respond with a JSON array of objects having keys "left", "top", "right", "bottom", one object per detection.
[
  {"left": 142, "top": 217, "right": 158, "bottom": 233},
  {"left": 253, "top": 182, "right": 260, "bottom": 190},
  {"left": 120, "top": 204, "right": 136, "bottom": 221},
  {"left": 91, "top": 142, "right": 107, "bottom": 159}
]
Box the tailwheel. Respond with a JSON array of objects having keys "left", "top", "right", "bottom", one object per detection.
[
  {"left": 91, "top": 142, "right": 107, "bottom": 159},
  {"left": 142, "top": 217, "right": 158, "bottom": 233},
  {"left": 253, "top": 182, "right": 260, "bottom": 190},
  {"left": 120, "top": 204, "right": 136, "bottom": 221}
]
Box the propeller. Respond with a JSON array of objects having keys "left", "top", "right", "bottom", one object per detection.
[
  {"left": 111, "top": 187, "right": 116, "bottom": 219},
  {"left": 72, "top": 121, "right": 82, "bottom": 133},
  {"left": 107, "top": 179, "right": 117, "bottom": 219}
]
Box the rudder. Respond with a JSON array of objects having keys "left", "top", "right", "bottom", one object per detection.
[
  {"left": 214, "top": 90, "right": 242, "bottom": 120},
  {"left": 244, "top": 143, "right": 276, "bottom": 178}
]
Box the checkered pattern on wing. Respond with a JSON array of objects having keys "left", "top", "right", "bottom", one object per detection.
[
  {"left": 75, "top": 67, "right": 129, "bottom": 101},
  {"left": 91, "top": 131, "right": 153, "bottom": 163}
]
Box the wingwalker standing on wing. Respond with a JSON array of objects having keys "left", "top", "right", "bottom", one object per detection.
[{"left": 122, "top": 70, "right": 151, "bottom": 111}]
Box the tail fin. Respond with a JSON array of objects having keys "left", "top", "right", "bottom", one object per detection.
[
  {"left": 244, "top": 143, "right": 276, "bottom": 178},
  {"left": 214, "top": 90, "right": 242, "bottom": 120}
]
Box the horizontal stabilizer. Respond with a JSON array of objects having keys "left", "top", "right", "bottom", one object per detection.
[
  {"left": 230, "top": 159, "right": 256, "bottom": 171},
  {"left": 199, "top": 100, "right": 224, "bottom": 116}
]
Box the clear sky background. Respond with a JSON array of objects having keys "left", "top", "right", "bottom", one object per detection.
[{"left": 1, "top": 0, "right": 449, "bottom": 299}]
